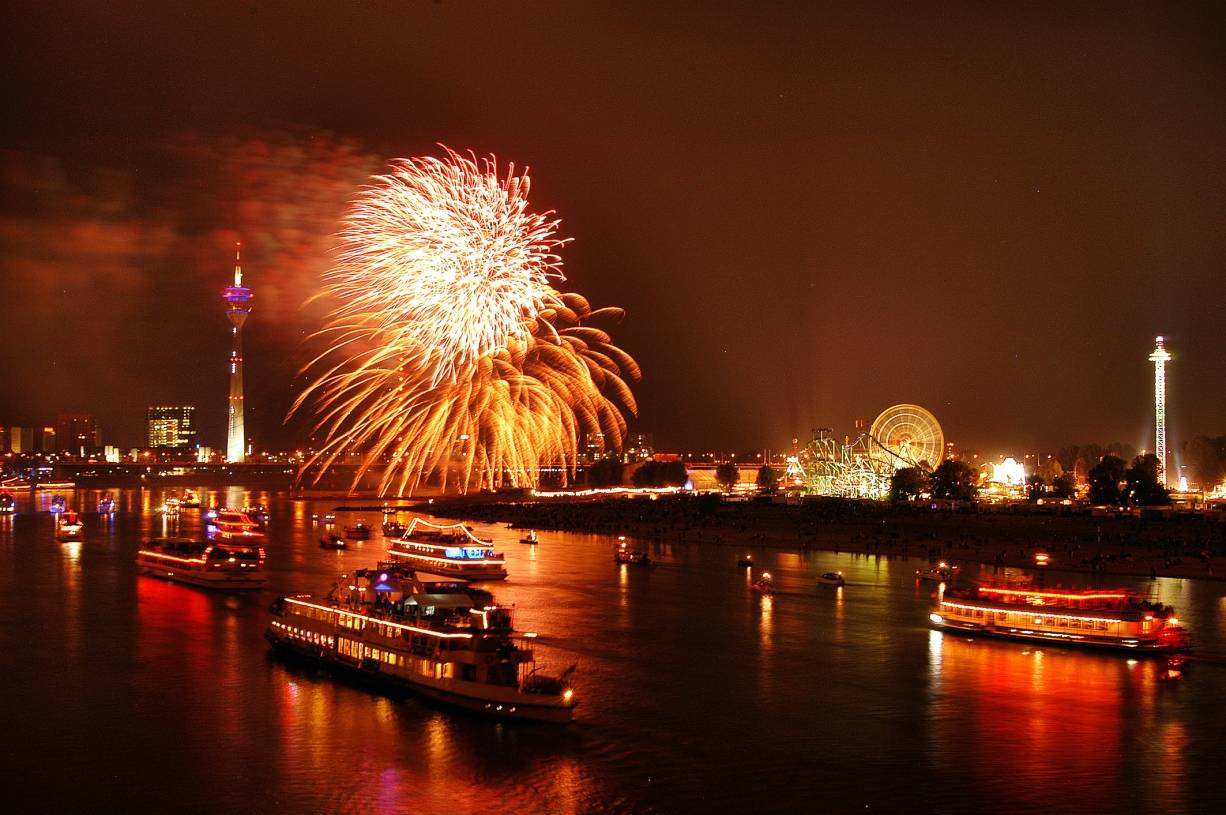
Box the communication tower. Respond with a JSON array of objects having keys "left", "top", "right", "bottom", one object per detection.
[{"left": 223, "top": 243, "right": 254, "bottom": 463}]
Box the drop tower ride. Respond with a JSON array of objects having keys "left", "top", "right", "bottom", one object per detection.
[
  {"left": 1148, "top": 335, "right": 1171, "bottom": 485},
  {"left": 223, "top": 243, "right": 254, "bottom": 463}
]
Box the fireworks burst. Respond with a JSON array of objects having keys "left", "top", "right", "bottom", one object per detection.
[{"left": 294, "top": 148, "right": 639, "bottom": 495}]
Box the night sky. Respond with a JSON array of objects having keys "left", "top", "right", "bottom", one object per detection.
[{"left": 2, "top": 1, "right": 1223, "bottom": 457}]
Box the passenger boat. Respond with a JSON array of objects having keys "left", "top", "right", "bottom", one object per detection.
[
  {"left": 737, "top": 554, "right": 754, "bottom": 568},
  {"left": 916, "top": 562, "right": 958, "bottom": 582},
  {"left": 519, "top": 530, "right": 538, "bottom": 545},
  {"left": 179, "top": 490, "right": 202, "bottom": 509},
  {"left": 0, "top": 492, "right": 14, "bottom": 514},
  {"left": 614, "top": 538, "right": 649, "bottom": 566},
  {"left": 57, "top": 509, "right": 84, "bottom": 541},
  {"left": 320, "top": 534, "right": 347, "bottom": 550},
  {"left": 206, "top": 509, "right": 266, "bottom": 541},
  {"left": 265, "top": 565, "right": 576, "bottom": 723},
  {"left": 382, "top": 519, "right": 407, "bottom": 538},
  {"left": 242, "top": 504, "right": 268, "bottom": 525},
  {"left": 50, "top": 495, "right": 67, "bottom": 514},
  {"left": 136, "top": 537, "right": 267, "bottom": 589},
  {"left": 751, "top": 572, "right": 775, "bottom": 594},
  {"left": 344, "top": 522, "right": 371, "bottom": 540},
  {"left": 930, "top": 583, "right": 1190, "bottom": 652},
  {"left": 97, "top": 494, "right": 116, "bottom": 514},
  {"left": 386, "top": 518, "right": 508, "bottom": 580},
  {"left": 816, "top": 571, "right": 845, "bottom": 587}
]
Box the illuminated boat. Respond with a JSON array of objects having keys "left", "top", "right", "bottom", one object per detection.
[
  {"left": 386, "top": 518, "right": 508, "bottom": 580},
  {"left": 136, "top": 537, "right": 267, "bottom": 589},
  {"left": 736, "top": 554, "right": 754, "bottom": 568},
  {"left": 179, "top": 490, "right": 202, "bottom": 509},
  {"left": 816, "top": 571, "right": 845, "bottom": 587},
  {"left": 320, "top": 534, "right": 347, "bottom": 550},
  {"left": 916, "top": 562, "right": 958, "bottom": 582},
  {"left": 382, "top": 519, "right": 407, "bottom": 538},
  {"left": 519, "top": 530, "right": 538, "bottom": 545},
  {"left": 614, "top": 538, "right": 649, "bottom": 565},
  {"left": 0, "top": 493, "right": 14, "bottom": 514},
  {"left": 97, "top": 494, "right": 116, "bottom": 514},
  {"left": 265, "top": 565, "right": 576, "bottom": 723},
  {"left": 57, "top": 509, "right": 84, "bottom": 541},
  {"left": 50, "top": 495, "right": 67, "bottom": 514},
  {"left": 206, "top": 509, "right": 267, "bottom": 541},
  {"left": 751, "top": 572, "right": 775, "bottom": 594},
  {"left": 929, "top": 584, "right": 1190, "bottom": 652},
  {"left": 241, "top": 504, "right": 268, "bottom": 525},
  {"left": 344, "top": 522, "right": 371, "bottom": 540}
]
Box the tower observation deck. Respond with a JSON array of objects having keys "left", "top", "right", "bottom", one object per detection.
[
  {"left": 1148, "top": 335, "right": 1171, "bottom": 485},
  {"left": 223, "top": 243, "right": 254, "bottom": 463}
]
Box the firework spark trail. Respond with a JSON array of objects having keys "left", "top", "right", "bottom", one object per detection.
[
  {"left": 328, "top": 147, "right": 566, "bottom": 387},
  {"left": 293, "top": 149, "right": 639, "bottom": 495}
]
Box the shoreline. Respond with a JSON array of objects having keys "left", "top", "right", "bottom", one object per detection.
[{"left": 419, "top": 495, "right": 1226, "bottom": 584}]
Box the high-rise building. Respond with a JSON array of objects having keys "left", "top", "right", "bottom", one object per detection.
[
  {"left": 146, "top": 405, "right": 197, "bottom": 448},
  {"left": 625, "top": 432, "right": 655, "bottom": 462},
  {"left": 1148, "top": 335, "right": 1172, "bottom": 485},
  {"left": 55, "top": 415, "right": 97, "bottom": 456},
  {"left": 223, "top": 243, "right": 254, "bottom": 463},
  {"left": 582, "top": 431, "right": 606, "bottom": 464}
]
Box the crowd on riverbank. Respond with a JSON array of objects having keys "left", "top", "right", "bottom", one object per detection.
[{"left": 422, "top": 495, "right": 1226, "bottom": 581}]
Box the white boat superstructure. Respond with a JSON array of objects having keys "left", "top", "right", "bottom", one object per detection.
[{"left": 386, "top": 518, "right": 508, "bottom": 581}]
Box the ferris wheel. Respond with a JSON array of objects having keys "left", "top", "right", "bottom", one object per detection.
[{"left": 868, "top": 404, "right": 944, "bottom": 472}]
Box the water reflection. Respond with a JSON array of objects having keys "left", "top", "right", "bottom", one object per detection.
[
  {"left": 925, "top": 633, "right": 1180, "bottom": 809},
  {"left": 2, "top": 489, "right": 1222, "bottom": 814}
]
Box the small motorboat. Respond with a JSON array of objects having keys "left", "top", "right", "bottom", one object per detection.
[
  {"left": 519, "top": 530, "right": 539, "bottom": 545},
  {"left": 97, "top": 495, "right": 116, "bottom": 514},
  {"left": 614, "top": 538, "right": 649, "bottom": 565},
  {"left": 916, "top": 561, "right": 959, "bottom": 583},
  {"left": 751, "top": 572, "right": 775, "bottom": 594},
  {"left": 322, "top": 514, "right": 336, "bottom": 525},
  {"left": 179, "top": 490, "right": 202, "bottom": 509},
  {"left": 319, "top": 534, "right": 347, "bottom": 550},
  {"left": 57, "top": 509, "right": 84, "bottom": 541},
  {"left": 737, "top": 554, "right": 754, "bottom": 568},
  {"left": 0, "top": 493, "right": 15, "bottom": 514},
  {"left": 343, "top": 522, "right": 370, "bottom": 540},
  {"left": 816, "top": 571, "right": 845, "bottom": 587},
  {"left": 240, "top": 506, "right": 269, "bottom": 530},
  {"left": 50, "top": 495, "right": 67, "bottom": 514},
  {"left": 382, "top": 520, "right": 406, "bottom": 538}
]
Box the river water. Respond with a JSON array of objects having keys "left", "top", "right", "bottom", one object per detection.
[{"left": 2, "top": 487, "right": 1224, "bottom": 814}]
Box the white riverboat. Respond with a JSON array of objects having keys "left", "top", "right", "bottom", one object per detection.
[
  {"left": 136, "top": 537, "right": 267, "bottom": 589},
  {"left": 930, "top": 583, "right": 1190, "bottom": 653},
  {"left": 206, "top": 509, "right": 267, "bottom": 541},
  {"left": 385, "top": 518, "right": 508, "bottom": 581},
  {"left": 266, "top": 565, "right": 575, "bottom": 723}
]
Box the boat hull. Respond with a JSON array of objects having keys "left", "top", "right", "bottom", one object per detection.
[
  {"left": 265, "top": 631, "right": 574, "bottom": 723},
  {"left": 931, "top": 617, "right": 1182, "bottom": 653}
]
